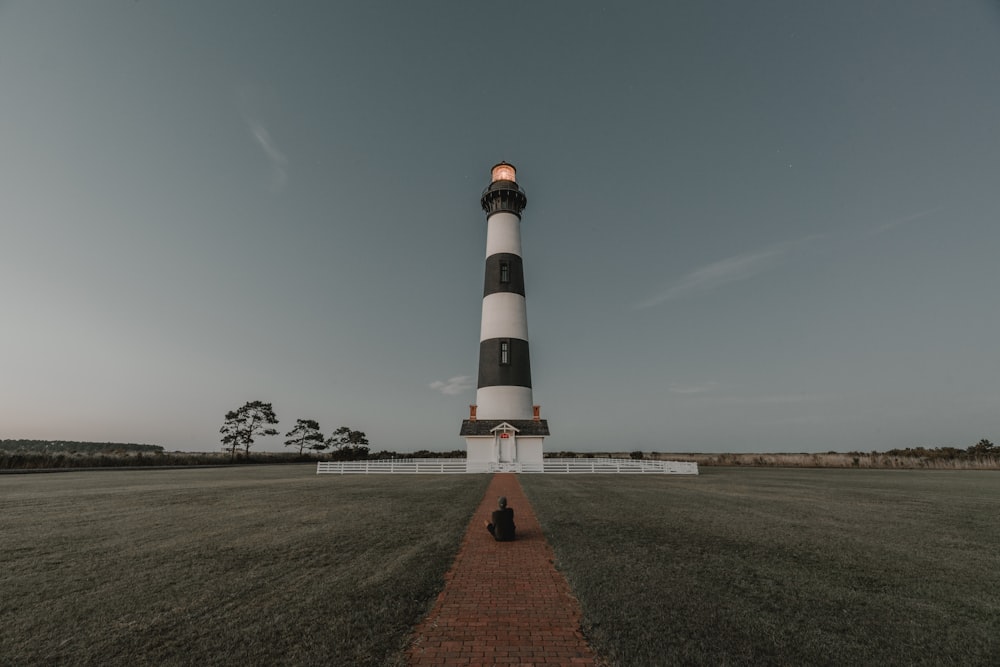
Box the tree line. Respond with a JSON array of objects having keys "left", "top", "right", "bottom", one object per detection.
[
  {"left": 220, "top": 400, "right": 370, "bottom": 462},
  {"left": 0, "top": 440, "right": 164, "bottom": 454},
  {"left": 878, "top": 439, "right": 997, "bottom": 461}
]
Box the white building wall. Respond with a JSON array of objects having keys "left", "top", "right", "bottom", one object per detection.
[
  {"left": 465, "top": 434, "right": 544, "bottom": 468},
  {"left": 516, "top": 437, "right": 544, "bottom": 465},
  {"left": 465, "top": 438, "right": 494, "bottom": 465}
]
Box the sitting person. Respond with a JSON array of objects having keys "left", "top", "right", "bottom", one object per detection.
[{"left": 484, "top": 496, "right": 516, "bottom": 541}]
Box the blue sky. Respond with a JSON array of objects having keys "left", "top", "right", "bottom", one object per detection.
[{"left": 2, "top": 1, "right": 998, "bottom": 453}]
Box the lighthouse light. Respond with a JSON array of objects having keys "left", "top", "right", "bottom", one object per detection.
[{"left": 491, "top": 163, "right": 516, "bottom": 183}]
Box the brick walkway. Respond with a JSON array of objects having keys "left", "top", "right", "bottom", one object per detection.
[{"left": 407, "top": 473, "right": 598, "bottom": 666}]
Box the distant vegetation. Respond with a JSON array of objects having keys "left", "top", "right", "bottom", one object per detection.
[
  {"left": 884, "top": 438, "right": 997, "bottom": 460},
  {"left": 220, "top": 400, "right": 464, "bottom": 464},
  {"left": 674, "top": 439, "right": 999, "bottom": 469},
  {"left": 552, "top": 439, "right": 1000, "bottom": 469},
  {"left": 0, "top": 448, "right": 229, "bottom": 471},
  {"left": 1, "top": 440, "right": 172, "bottom": 469},
  {"left": 0, "top": 439, "right": 466, "bottom": 471},
  {"left": 4, "top": 429, "right": 996, "bottom": 471},
  {"left": 1, "top": 439, "right": 164, "bottom": 454},
  {"left": 222, "top": 400, "right": 374, "bottom": 462}
]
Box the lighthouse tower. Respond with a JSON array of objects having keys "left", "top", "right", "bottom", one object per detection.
[{"left": 461, "top": 162, "right": 549, "bottom": 472}]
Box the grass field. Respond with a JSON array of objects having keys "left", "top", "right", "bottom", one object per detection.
[
  {"left": 0, "top": 466, "right": 489, "bottom": 666},
  {"left": 522, "top": 468, "right": 1000, "bottom": 666},
  {"left": 5, "top": 467, "right": 999, "bottom": 666}
]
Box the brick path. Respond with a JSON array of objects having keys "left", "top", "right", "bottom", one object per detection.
[{"left": 407, "top": 473, "right": 598, "bottom": 666}]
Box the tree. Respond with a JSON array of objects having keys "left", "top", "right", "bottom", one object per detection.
[
  {"left": 326, "top": 426, "right": 370, "bottom": 460},
  {"left": 284, "top": 419, "right": 326, "bottom": 456},
  {"left": 968, "top": 439, "right": 996, "bottom": 457},
  {"left": 220, "top": 401, "right": 279, "bottom": 461}
]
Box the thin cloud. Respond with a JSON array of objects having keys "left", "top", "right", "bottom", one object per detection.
[
  {"left": 668, "top": 382, "right": 718, "bottom": 394},
  {"left": 689, "top": 393, "right": 825, "bottom": 405},
  {"left": 429, "top": 375, "right": 474, "bottom": 395},
  {"left": 731, "top": 394, "right": 821, "bottom": 405},
  {"left": 636, "top": 239, "right": 809, "bottom": 308},
  {"left": 666, "top": 383, "right": 821, "bottom": 404},
  {"left": 867, "top": 206, "right": 941, "bottom": 235},
  {"left": 244, "top": 117, "right": 288, "bottom": 191}
]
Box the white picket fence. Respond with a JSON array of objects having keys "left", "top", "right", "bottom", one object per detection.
[
  {"left": 316, "top": 458, "right": 698, "bottom": 475},
  {"left": 542, "top": 458, "right": 699, "bottom": 474},
  {"left": 316, "top": 459, "right": 468, "bottom": 474}
]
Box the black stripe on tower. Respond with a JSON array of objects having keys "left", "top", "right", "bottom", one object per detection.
[
  {"left": 477, "top": 338, "right": 532, "bottom": 388},
  {"left": 483, "top": 253, "right": 525, "bottom": 297}
]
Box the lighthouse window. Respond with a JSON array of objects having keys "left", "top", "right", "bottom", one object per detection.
[
  {"left": 500, "top": 340, "right": 510, "bottom": 365},
  {"left": 500, "top": 261, "right": 510, "bottom": 283}
]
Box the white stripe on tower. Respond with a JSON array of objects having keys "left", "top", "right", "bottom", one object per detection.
[{"left": 476, "top": 162, "right": 534, "bottom": 420}]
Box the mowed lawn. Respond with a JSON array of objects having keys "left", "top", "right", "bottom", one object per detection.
[
  {"left": 1, "top": 466, "right": 489, "bottom": 666},
  {"left": 6, "top": 466, "right": 999, "bottom": 666},
  {"left": 521, "top": 468, "right": 1000, "bottom": 666}
]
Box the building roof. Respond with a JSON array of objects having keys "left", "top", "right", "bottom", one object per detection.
[{"left": 460, "top": 419, "right": 550, "bottom": 436}]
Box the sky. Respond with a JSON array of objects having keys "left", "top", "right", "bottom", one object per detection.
[{"left": 2, "top": 1, "right": 999, "bottom": 454}]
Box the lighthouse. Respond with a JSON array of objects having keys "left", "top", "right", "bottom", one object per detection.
[{"left": 461, "top": 162, "right": 549, "bottom": 472}]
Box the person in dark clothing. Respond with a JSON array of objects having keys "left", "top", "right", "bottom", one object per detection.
[{"left": 484, "top": 496, "right": 515, "bottom": 541}]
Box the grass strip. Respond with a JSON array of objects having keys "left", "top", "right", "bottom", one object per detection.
[
  {"left": 521, "top": 468, "right": 1000, "bottom": 666},
  {"left": 1, "top": 466, "right": 489, "bottom": 666}
]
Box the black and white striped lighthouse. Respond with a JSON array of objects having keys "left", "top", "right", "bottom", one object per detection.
[{"left": 461, "top": 163, "right": 549, "bottom": 471}]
